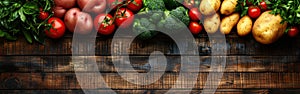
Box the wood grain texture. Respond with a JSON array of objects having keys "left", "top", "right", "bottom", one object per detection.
[
  {"left": 0, "top": 73, "right": 299, "bottom": 89},
  {"left": 1, "top": 35, "right": 299, "bottom": 56},
  {"left": 0, "top": 89, "right": 299, "bottom": 94},
  {"left": 0, "top": 56, "right": 299, "bottom": 73},
  {"left": 1, "top": 33, "right": 300, "bottom": 93}
]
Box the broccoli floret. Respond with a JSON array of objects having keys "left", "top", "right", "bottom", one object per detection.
[
  {"left": 142, "top": 0, "right": 166, "bottom": 11},
  {"left": 133, "top": 18, "right": 158, "bottom": 40},
  {"left": 149, "top": 11, "right": 164, "bottom": 22},
  {"left": 156, "top": 11, "right": 186, "bottom": 33},
  {"left": 169, "top": 6, "right": 190, "bottom": 25},
  {"left": 158, "top": 16, "right": 186, "bottom": 32}
]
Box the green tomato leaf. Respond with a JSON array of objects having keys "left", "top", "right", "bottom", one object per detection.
[
  {"left": 9, "top": 11, "right": 19, "bottom": 22},
  {"left": 0, "top": 30, "right": 17, "bottom": 40},
  {"left": 22, "top": 31, "right": 33, "bottom": 43},
  {"left": 32, "top": 33, "right": 45, "bottom": 44},
  {"left": 22, "top": 2, "right": 39, "bottom": 15},
  {"left": 0, "top": 30, "right": 5, "bottom": 37},
  {"left": 18, "top": 9, "right": 26, "bottom": 22}
]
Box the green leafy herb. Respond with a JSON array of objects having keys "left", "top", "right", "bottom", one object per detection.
[
  {"left": 269, "top": 0, "right": 300, "bottom": 26},
  {"left": 0, "top": 0, "right": 54, "bottom": 43},
  {"left": 236, "top": 0, "right": 300, "bottom": 26}
]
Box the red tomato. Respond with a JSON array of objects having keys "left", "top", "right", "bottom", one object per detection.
[
  {"left": 94, "top": 14, "right": 116, "bottom": 35},
  {"left": 189, "top": 22, "right": 203, "bottom": 35},
  {"left": 260, "top": 1, "right": 268, "bottom": 10},
  {"left": 115, "top": 8, "right": 134, "bottom": 28},
  {"left": 39, "top": 8, "right": 49, "bottom": 20},
  {"left": 248, "top": 7, "right": 261, "bottom": 18},
  {"left": 189, "top": 8, "right": 202, "bottom": 21},
  {"left": 183, "top": 0, "right": 195, "bottom": 9},
  {"left": 127, "top": 0, "right": 143, "bottom": 12},
  {"left": 45, "top": 17, "right": 66, "bottom": 39},
  {"left": 288, "top": 26, "right": 299, "bottom": 37},
  {"left": 107, "top": 0, "right": 123, "bottom": 10}
]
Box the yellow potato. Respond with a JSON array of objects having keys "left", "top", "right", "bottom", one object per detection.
[
  {"left": 204, "top": 13, "right": 220, "bottom": 33},
  {"left": 237, "top": 15, "right": 252, "bottom": 36},
  {"left": 199, "top": 0, "right": 221, "bottom": 15},
  {"left": 220, "top": 13, "right": 240, "bottom": 34},
  {"left": 252, "top": 11, "right": 288, "bottom": 44},
  {"left": 220, "top": 0, "right": 238, "bottom": 15}
]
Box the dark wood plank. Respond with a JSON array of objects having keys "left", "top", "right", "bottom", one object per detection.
[
  {"left": 1, "top": 89, "right": 300, "bottom": 94},
  {"left": 0, "top": 73, "right": 299, "bottom": 89},
  {"left": 1, "top": 35, "right": 300, "bottom": 56},
  {"left": 0, "top": 56, "right": 299, "bottom": 73}
]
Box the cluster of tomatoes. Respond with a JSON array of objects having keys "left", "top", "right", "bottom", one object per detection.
[
  {"left": 94, "top": 0, "right": 142, "bottom": 35},
  {"left": 183, "top": 0, "right": 203, "bottom": 35},
  {"left": 38, "top": 0, "right": 143, "bottom": 39},
  {"left": 245, "top": 0, "right": 299, "bottom": 37}
]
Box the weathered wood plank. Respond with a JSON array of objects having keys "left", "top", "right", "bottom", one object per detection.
[
  {"left": 0, "top": 56, "right": 299, "bottom": 73},
  {"left": 0, "top": 73, "right": 299, "bottom": 89},
  {"left": 0, "top": 89, "right": 299, "bottom": 94},
  {"left": 1, "top": 36, "right": 300, "bottom": 56}
]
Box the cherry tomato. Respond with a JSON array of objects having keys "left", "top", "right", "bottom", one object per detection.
[
  {"left": 94, "top": 14, "right": 116, "bottom": 35},
  {"left": 115, "top": 8, "right": 134, "bottom": 28},
  {"left": 107, "top": 0, "right": 123, "bottom": 10},
  {"left": 248, "top": 7, "right": 261, "bottom": 19},
  {"left": 288, "top": 26, "right": 299, "bottom": 37},
  {"left": 189, "top": 8, "right": 202, "bottom": 21},
  {"left": 39, "top": 8, "right": 49, "bottom": 20},
  {"left": 127, "top": 0, "right": 143, "bottom": 12},
  {"left": 183, "top": 0, "right": 195, "bottom": 9},
  {"left": 260, "top": 1, "right": 268, "bottom": 10},
  {"left": 45, "top": 17, "right": 66, "bottom": 39},
  {"left": 189, "top": 22, "right": 203, "bottom": 35}
]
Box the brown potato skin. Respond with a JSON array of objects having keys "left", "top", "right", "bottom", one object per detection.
[
  {"left": 220, "top": 0, "right": 238, "bottom": 15},
  {"left": 199, "top": 0, "right": 221, "bottom": 15},
  {"left": 220, "top": 13, "right": 240, "bottom": 34},
  {"left": 204, "top": 13, "right": 220, "bottom": 33},
  {"left": 252, "top": 11, "right": 287, "bottom": 44},
  {"left": 237, "top": 15, "right": 252, "bottom": 36}
]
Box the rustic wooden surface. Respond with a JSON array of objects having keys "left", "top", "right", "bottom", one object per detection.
[{"left": 0, "top": 33, "right": 300, "bottom": 94}]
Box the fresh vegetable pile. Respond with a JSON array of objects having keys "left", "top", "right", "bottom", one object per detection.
[
  {"left": 0, "top": 0, "right": 53, "bottom": 43},
  {"left": 235, "top": 0, "right": 300, "bottom": 44},
  {"left": 0, "top": 0, "right": 299, "bottom": 44}
]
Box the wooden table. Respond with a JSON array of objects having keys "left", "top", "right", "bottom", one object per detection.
[{"left": 0, "top": 32, "right": 300, "bottom": 94}]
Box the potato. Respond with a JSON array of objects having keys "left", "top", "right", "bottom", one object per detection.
[
  {"left": 237, "top": 15, "right": 252, "bottom": 36},
  {"left": 199, "top": 0, "right": 221, "bottom": 15},
  {"left": 220, "top": 0, "right": 238, "bottom": 15},
  {"left": 77, "top": 0, "right": 106, "bottom": 14},
  {"left": 53, "top": 7, "right": 67, "bottom": 18},
  {"left": 204, "top": 13, "right": 220, "bottom": 33},
  {"left": 252, "top": 11, "right": 288, "bottom": 44},
  {"left": 64, "top": 8, "right": 81, "bottom": 32},
  {"left": 54, "top": 0, "right": 76, "bottom": 9},
  {"left": 64, "top": 8, "right": 93, "bottom": 34},
  {"left": 220, "top": 13, "right": 240, "bottom": 34},
  {"left": 53, "top": 0, "right": 76, "bottom": 18}
]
